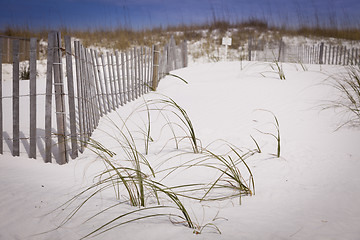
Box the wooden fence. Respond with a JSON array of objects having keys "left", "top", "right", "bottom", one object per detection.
[
  {"left": 2, "top": 31, "right": 357, "bottom": 164},
  {"left": 248, "top": 38, "right": 360, "bottom": 65},
  {"left": 0, "top": 32, "right": 187, "bottom": 164},
  {"left": 0, "top": 35, "right": 40, "bottom": 63}
]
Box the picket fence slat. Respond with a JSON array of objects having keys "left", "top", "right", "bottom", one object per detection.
[
  {"left": 95, "top": 51, "right": 107, "bottom": 115},
  {"left": 106, "top": 52, "right": 115, "bottom": 110},
  {"left": 92, "top": 50, "right": 100, "bottom": 126},
  {"left": 111, "top": 53, "right": 119, "bottom": 108},
  {"left": 133, "top": 47, "right": 138, "bottom": 99},
  {"left": 126, "top": 50, "right": 132, "bottom": 102},
  {"left": 74, "top": 41, "right": 84, "bottom": 152},
  {"left": 152, "top": 45, "right": 159, "bottom": 90},
  {"left": 45, "top": 32, "right": 55, "bottom": 162},
  {"left": 85, "top": 49, "right": 96, "bottom": 133},
  {"left": 120, "top": 52, "right": 127, "bottom": 104},
  {"left": 53, "top": 32, "right": 67, "bottom": 165},
  {"left": 80, "top": 45, "right": 91, "bottom": 142},
  {"left": 88, "top": 49, "right": 100, "bottom": 126},
  {"left": 12, "top": 39, "right": 20, "bottom": 157},
  {"left": 101, "top": 54, "right": 111, "bottom": 112},
  {"left": 29, "top": 38, "right": 37, "bottom": 159},
  {"left": 90, "top": 49, "right": 103, "bottom": 117},
  {"left": 137, "top": 47, "right": 144, "bottom": 96},
  {"left": 138, "top": 48, "right": 143, "bottom": 96},
  {"left": 65, "top": 36, "right": 78, "bottom": 159},
  {"left": 129, "top": 49, "right": 133, "bottom": 100}
]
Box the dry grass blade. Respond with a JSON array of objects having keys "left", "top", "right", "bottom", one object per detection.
[
  {"left": 80, "top": 206, "right": 181, "bottom": 239},
  {"left": 166, "top": 73, "right": 189, "bottom": 84}
]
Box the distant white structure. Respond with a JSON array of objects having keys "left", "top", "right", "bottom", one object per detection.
[{"left": 222, "top": 37, "right": 232, "bottom": 61}]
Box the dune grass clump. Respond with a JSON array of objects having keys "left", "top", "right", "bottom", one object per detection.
[
  {"left": 260, "top": 61, "right": 286, "bottom": 80},
  {"left": 200, "top": 145, "right": 255, "bottom": 204},
  {"left": 254, "top": 110, "right": 281, "bottom": 158},
  {"left": 55, "top": 94, "right": 258, "bottom": 239},
  {"left": 58, "top": 132, "right": 196, "bottom": 239},
  {"left": 146, "top": 95, "right": 200, "bottom": 153},
  {"left": 272, "top": 60, "right": 286, "bottom": 80},
  {"left": 326, "top": 65, "right": 360, "bottom": 129}
]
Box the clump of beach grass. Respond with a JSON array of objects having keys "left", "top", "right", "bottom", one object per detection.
[
  {"left": 254, "top": 109, "right": 281, "bottom": 158},
  {"left": 325, "top": 65, "right": 360, "bottom": 129},
  {"left": 271, "top": 59, "right": 286, "bottom": 80},
  {"left": 54, "top": 94, "right": 258, "bottom": 239}
]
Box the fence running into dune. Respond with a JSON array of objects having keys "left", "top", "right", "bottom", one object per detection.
[
  {"left": 2, "top": 32, "right": 357, "bottom": 165},
  {"left": 0, "top": 35, "right": 41, "bottom": 63},
  {"left": 247, "top": 38, "right": 360, "bottom": 65},
  {"left": 0, "top": 31, "right": 187, "bottom": 164}
]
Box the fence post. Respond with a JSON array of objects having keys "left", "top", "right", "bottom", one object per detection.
[
  {"left": 65, "top": 36, "right": 78, "bottom": 159},
  {"left": 147, "top": 47, "right": 152, "bottom": 93},
  {"left": 95, "top": 51, "right": 107, "bottom": 115},
  {"left": 115, "top": 51, "right": 124, "bottom": 106},
  {"left": 91, "top": 50, "right": 100, "bottom": 128},
  {"left": 106, "top": 52, "right": 115, "bottom": 110},
  {"left": 101, "top": 54, "right": 111, "bottom": 112},
  {"left": 152, "top": 45, "right": 159, "bottom": 91},
  {"left": 278, "top": 38, "right": 283, "bottom": 62},
  {"left": 339, "top": 46, "right": 343, "bottom": 65},
  {"left": 140, "top": 47, "right": 145, "bottom": 95},
  {"left": 74, "top": 41, "right": 84, "bottom": 152},
  {"left": 143, "top": 47, "right": 147, "bottom": 93},
  {"left": 107, "top": 52, "right": 116, "bottom": 109},
  {"left": 182, "top": 40, "right": 188, "bottom": 68},
  {"left": 90, "top": 49, "right": 104, "bottom": 116},
  {"left": 248, "top": 36, "right": 252, "bottom": 61},
  {"left": 165, "top": 44, "right": 170, "bottom": 74},
  {"left": 110, "top": 53, "right": 119, "bottom": 108},
  {"left": 355, "top": 49, "right": 359, "bottom": 65},
  {"left": 169, "top": 36, "right": 176, "bottom": 71},
  {"left": 85, "top": 49, "right": 97, "bottom": 132},
  {"left": 45, "top": 32, "right": 55, "bottom": 162},
  {"left": 125, "top": 50, "right": 132, "bottom": 101},
  {"left": 12, "top": 39, "right": 20, "bottom": 157},
  {"left": 29, "top": 38, "right": 37, "bottom": 159},
  {"left": 133, "top": 47, "right": 139, "bottom": 99},
  {"left": 88, "top": 49, "right": 100, "bottom": 128},
  {"left": 0, "top": 38, "right": 3, "bottom": 154},
  {"left": 80, "top": 46, "right": 91, "bottom": 141},
  {"left": 120, "top": 51, "right": 127, "bottom": 103},
  {"left": 53, "top": 32, "right": 67, "bottom": 164},
  {"left": 6, "top": 38, "right": 10, "bottom": 63},
  {"left": 138, "top": 48, "right": 143, "bottom": 96},
  {"left": 319, "top": 42, "right": 324, "bottom": 64}
]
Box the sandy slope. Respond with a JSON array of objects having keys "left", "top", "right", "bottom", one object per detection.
[{"left": 0, "top": 61, "right": 359, "bottom": 240}]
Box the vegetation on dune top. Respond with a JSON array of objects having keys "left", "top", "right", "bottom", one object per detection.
[{"left": 1, "top": 17, "right": 360, "bottom": 51}]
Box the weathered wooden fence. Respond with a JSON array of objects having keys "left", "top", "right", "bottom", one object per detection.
[
  {"left": 248, "top": 38, "right": 360, "bottom": 65},
  {"left": 0, "top": 32, "right": 187, "bottom": 164},
  {"left": 0, "top": 35, "right": 40, "bottom": 63},
  {"left": 4, "top": 31, "right": 356, "bottom": 164}
]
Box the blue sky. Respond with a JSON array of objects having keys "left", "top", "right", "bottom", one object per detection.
[{"left": 0, "top": 0, "right": 359, "bottom": 30}]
